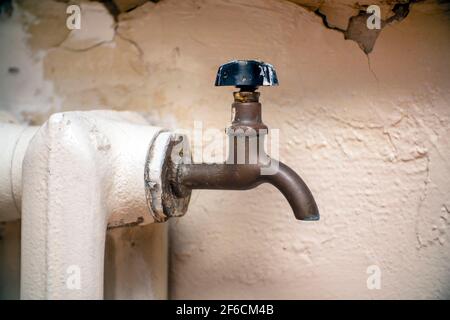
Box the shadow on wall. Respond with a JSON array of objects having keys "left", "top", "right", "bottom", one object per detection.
[{"left": 0, "top": 221, "right": 20, "bottom": 299}]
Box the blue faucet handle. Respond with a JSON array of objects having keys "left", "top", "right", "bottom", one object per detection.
[{"left": 215, "top": 60, "right": 279, "bottom": 89}]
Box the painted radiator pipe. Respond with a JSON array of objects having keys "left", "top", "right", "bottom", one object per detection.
[
  {"left": 0, "top": 123, "right": 38, "bottom": 222},
  {"left": 14, "top": 111, "right": 189, "bottom": 299}
]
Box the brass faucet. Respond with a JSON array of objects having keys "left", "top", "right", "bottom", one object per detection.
[{"left": 171, "top": 60, "right": 319, "bottom": 221}]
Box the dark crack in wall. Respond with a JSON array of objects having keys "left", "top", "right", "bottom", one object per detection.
[{"left": 313, "top": 1, "right": 419, "bottom": 54}]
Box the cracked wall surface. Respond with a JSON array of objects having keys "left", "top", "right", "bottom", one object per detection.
[{"left": 0, "top": 0, "right": 449, "bottom": 299}]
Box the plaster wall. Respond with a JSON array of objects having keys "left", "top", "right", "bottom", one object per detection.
[{"left": 0, "top": 0, "right": 449, "bottom": 299}]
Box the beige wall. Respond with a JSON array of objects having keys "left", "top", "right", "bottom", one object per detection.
[{"left": 0, "top": 0, "right": 449, "bottom": 299}]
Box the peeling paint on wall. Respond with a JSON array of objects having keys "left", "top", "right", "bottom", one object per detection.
[{"left": 0, "top": 1, "right": 63, "bottom": 123}]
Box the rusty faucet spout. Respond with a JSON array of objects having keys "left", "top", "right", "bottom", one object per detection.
[
  {"left": 262, "top": 161, "right": 319, "bottom": 220},
  {"left": 174, "top": 160, "right": 319, "bottom": 221}
]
